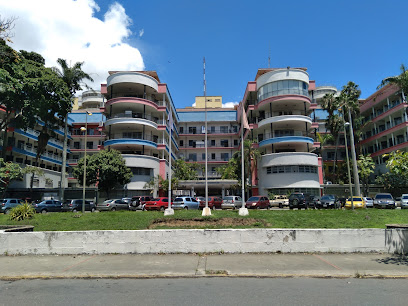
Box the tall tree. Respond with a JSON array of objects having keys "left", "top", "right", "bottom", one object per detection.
[
  {"left": 52, "top": 58, "right": 93, "bottom": 200},
  {"left": 377, "top": 64, "right": 408, "bottom": 102},
  {"left": 357, "top": 154, "right": 375, "bottom": 196},
  {"left": 0, "top": 158, "right": 22, "bottom": 197},
  {"left": 173, "top": 159, "right": 203, "bottom": 180},
  {"left": 73, "top": 149, "right": 132, "bottom": 199}
]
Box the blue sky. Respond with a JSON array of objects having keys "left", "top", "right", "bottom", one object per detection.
[{"left": 2, "top": 0, "right": 408, "bottom": 108}]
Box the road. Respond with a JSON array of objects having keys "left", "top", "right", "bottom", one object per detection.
[{"left": 0, "top": 278, "right": 406, "bottom": 306}]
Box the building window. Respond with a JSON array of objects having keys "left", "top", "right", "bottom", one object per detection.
[
  {"left": 220, "top": 140, "right": 229, "bottom": 147},
  {"left": 211, "top": 153, "right": 216, "bottom": 160},
  {"left": 131, "top": 167, "right": 152, "bottom": 176},
  {"left": 179, "top": 126, "right": 184, "bottom": 133},
  {"left": 202, "top": 153, "right": 205, "bottom": 160},
  {"left": 180, "top": 140, "right": 184, "bottom": 147},
  {"left": 189, "top": 127, "right": 197, "bottom": 134},
  {"left": 221, "top": 153, "right": 229, "bottom": 161},
  {"left": 74, "top": 142, "right": 80, "bottom": 149},
  {"left": 210, "top": 140, "right": 215, "bottom": 146}
]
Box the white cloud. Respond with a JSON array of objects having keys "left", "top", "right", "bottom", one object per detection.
[
  {"left": 0, "top": 0, "right": 145, "bottom": 94},
  {"left": 222, "top": 101, "right": 239, "bottom": 108},
  {"left": 139, "top": 29, "right": 144, "bottom": 37}
]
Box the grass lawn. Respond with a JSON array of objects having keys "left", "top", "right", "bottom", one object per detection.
[{"left": 1, "top": 209, "right": 408, "bottom": 231}]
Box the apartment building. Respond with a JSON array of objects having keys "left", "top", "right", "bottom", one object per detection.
[
  {"left": 360, "top": 84, "right": 408, "bottom": 175},
  {"left": 239, "top": 68, "right": 323, "bottom": 196},
  {"left": 176, "top": 107, "right": 240, "bottom": 197},
  {"left": 100, "top": 71, "right": 177, "bottom": 196}
]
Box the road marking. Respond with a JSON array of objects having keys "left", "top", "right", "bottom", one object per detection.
[
  {"left": 313, "top": 254, "right": 342, "bottom": 270},
  {"left": 61, "top": 255, "right": 97, "bottom": 272}
]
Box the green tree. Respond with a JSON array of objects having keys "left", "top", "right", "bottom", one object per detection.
[
  {"left": 377, "top": 64, "right": 408, "bottom": 101},
  {"left": 173, "top": 159, "right": 202, "bottom": 180},
  {"left": 73, "top": 149, "right": 132, "bottom": 199},
  {"left": 357, "top": 154, "right": 375, "bottom": 196},
  {"left": 376, "top": 151, "right": 408, "bottom": 195},
  {"left": 0, "top": 158, "right": 22, "bottom": 197}
]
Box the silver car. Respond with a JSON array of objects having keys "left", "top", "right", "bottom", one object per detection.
[
  {"left": 221, "top": 196, "right": 242, "bottom": 210},
  {"left": 401, "top": 194, "right": 408, "bottom": 209},
  {"left": 172, "top": 197, "right": 199, "bottom": 210},
  {"left": 363, "top": 197, "right": 374, "bottom": 208},
  {"left": 96, "top": 199, "right": 129, "bottom": 211}
]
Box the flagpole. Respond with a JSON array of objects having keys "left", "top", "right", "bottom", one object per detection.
[
  {"left": 165, "top": 109, "right": 174, "bottom": 216},
  {"left": 202, "top": 57, "right": 211, "bottom": 216},
  {"left": 239, "top": 104, "right": 249, "bottom": 216}
]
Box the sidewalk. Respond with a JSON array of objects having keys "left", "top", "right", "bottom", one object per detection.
[{"left": 1, "top": 253, "right": 408, "bottom": 279}]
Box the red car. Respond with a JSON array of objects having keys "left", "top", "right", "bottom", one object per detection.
[
  {"left": 144, "top": 197, "right": 172, "bottom": 211},
  {"left": 245, "top": 196, "right": 270, "bottom": 209},
  {"left": 198, "top": 196, "right": 223, "bottom": 210}
]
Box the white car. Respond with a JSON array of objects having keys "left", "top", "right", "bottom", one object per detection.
[
  {"left": 363, "top": 197, "right": 374, "bottom": 208},
  {"left": 221, "top": 196, "right": 242, "bottom": 210},
  {"left": 401, "top": 194, "right": 408, "bottom": 209}
]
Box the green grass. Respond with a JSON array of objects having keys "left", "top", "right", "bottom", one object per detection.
[{"left": 0, "top": 209, "right": 407, "bottom": 231}]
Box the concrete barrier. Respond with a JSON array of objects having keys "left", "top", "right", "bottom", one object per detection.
[{"left": 2, "top": 228, "right": 406, "bottom": 255}]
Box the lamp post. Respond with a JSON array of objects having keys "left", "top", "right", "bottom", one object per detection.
[
  {"left": 80, "top": 111, "right": 92, "bottom": 213},
  {"left": 343, "top": 121, "right": 354, "bottom": 210}
]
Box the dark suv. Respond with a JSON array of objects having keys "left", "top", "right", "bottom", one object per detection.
[
  {"left": 130, "top": 196, "right": 153, "bottom": 211},
  {"left": 288, "top": 193, "right": 312, "bottom": 210}
]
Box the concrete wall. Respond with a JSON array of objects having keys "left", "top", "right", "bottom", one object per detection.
[{"left": 1, "top": 228, "right": 406, "bottom": 255}]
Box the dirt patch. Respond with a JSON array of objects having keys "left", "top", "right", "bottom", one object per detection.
[{"left": 148, "top": 217, "right": 269, "bottom": 229}]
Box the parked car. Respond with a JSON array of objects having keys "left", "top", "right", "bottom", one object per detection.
[
  {"left": 245, "top": 196, "right": 270, "bottom": 209},
  {"left": 309, "top": 195, "right": 321, "bottom": 209},
  {"left": 345, "top": 197, "right": 366, "bottom": 209},
  {"left": 316, "top": 194, "right": 341, "bottom": 209},
  {"left": 34, "top": 200, "right": 63, "bottom": 213},
  {"left": 363, "top": 197, "right": 374, "bottom": 208},
  {"left": 373, "top": 193, "right": 396, "bottom": 209},
  {"left": 338, "top": 197, "right": 347, "bottom": 208},
  {"left": 62, "top": 199, "right": 96, "bottom": 212},
  {"left": 198, "top": 196, "right": 223, "bottom": 210},
  {"left": 172, "top": 196, "right": 199, "bottom": 210},
  {"left": 122, "top": 198, "right": 132, "bottom": 204},
  {"left": 269, "top": 195, "right": 289, "bottom": 208},
  {"left": 395, "top": 197, "right": 402, "bottom": 207},
  {"left": 401, "top": 194, "right": 408, "bottom": 209},
  {"left": 129, "top": 196, "right": 153, "bottom": 211},
  {"left": 144, "top": 197, "right": 172, "bottom": 211},
  {"left": 96, "top": 199, "right": 129, "bottom": 211},
  {"left": 221, "top": 196, "right": 243, "bottom": 210},
  {"left": 288, "top": 193, "right": 312, "bottom": 210},
  {"left": 0, "top": 198, "right": 23, "bottom": 214}
]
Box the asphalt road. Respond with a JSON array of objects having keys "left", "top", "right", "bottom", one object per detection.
[{"left": 0, "top": 278, "right": 406, "bottom": 306}]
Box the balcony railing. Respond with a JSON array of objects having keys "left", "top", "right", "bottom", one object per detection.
[
  {"left": 248, "top": 112, "right": 311, "bottom": 124},
  {"left": 15, "top": 145, "right": 62, "bottom": 162},
  {"left": 108, "top": 134, "right": 169, "bottom": 146},
  {"left": 110, "top": 94, "right": 165, "bottom": 107},
  {"left": 258, "top": 131, "right": 309, "bottom": 141},
  {"left": 182, "top": 157, "right": 230, "bottom": 162},
  {"left": 179, "top": 128, "right": 239, "bottom": 134},
  {"left": 108, "top": 112, "right": 164, "bottom": 125}
]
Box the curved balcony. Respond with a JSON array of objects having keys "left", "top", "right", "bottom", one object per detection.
[
  {"left": 313, "top": 86, "right": 338, "bottom": 100},
  {"left": 106, "top": 96, "right": 165, "bottom": 110},
  {"left": 260, "top": 152, "right": 318, "bottom": 167},
  {"left": 105, "top": 134, "right": 168, "bottom": 149},
  {"left": 105, "top": 114, "right": 161, "bottom": 130},
  {"left": 107, "top": 72, "right": 159, "bottom": 92},
  {"left": 259, "top": 135, "right": 314, "bottom": 145},
  {"left": 258, "top": 115, "right": 312, "bottom": 129}
]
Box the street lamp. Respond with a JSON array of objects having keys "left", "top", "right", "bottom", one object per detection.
[
  {"left": 80, "top": 111, "right": 92, "bottom": 213},
  {"left": 343, "top": 122, "right": 354, "bottom": 210}
]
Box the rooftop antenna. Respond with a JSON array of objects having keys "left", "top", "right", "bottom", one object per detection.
[{"left": 202, "top": 57, "right": 211, "bottom": 216}]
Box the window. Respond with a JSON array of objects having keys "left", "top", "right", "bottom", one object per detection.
[
  {"left": 202, "top": 153, "right": 205, "bottom": 160},
  {"left": 210, "top": 140, "right": 216, "bottom": 146},
  {"left": 211, "top": 153, "right": 216, "bottom": 160},
  {"left": 221, "top": 153, "right": 229, "bottom": 161},
  {"left": 189, "top": 140, "right": 196, "bottom": 147},
  {"left": 189, "top": 154, "right": 197, "bottom": 161},
  {"left": 131, "top": 167, "right": 151, "bottom": 176},
  {"left": 220, "top": 140, "right": 229, "bottom": 147},
  {"left": 189, "top": 127, "right": 197, "bottom": 134},
  {"left": 179, "top": 140, "right": 184, "bottom": 147},
  {"left": 220, "top": 126, "right": 228, "bottom": 133},
  {"left": 74, "top": 142, "right": 80, "bottom": 149},
  {"left": 87, "top": 142, "right": 93, "bottom": 149},
  {"left": 234, "top": 139, "right": 238, "bottom": 146},
  {"left": 179, "top": 126, "right": 184, "bottom": 133}
]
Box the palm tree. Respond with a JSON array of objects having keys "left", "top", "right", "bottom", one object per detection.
[
  {"left": 52, "top": 59, "right": 93, "bottom": 200},
  {"left": 377, "top": 64, "right": 408, "bottom": 102},
  {"left": 232, "top": 139, "right": 261, "bottom": 198},
  {"left": 320, "top": 93, "right": 343, "bottom": 181}
]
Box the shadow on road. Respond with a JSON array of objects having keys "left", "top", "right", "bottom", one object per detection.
[{"left": 375, "top": 255, "right": 408, "bottom": 266}]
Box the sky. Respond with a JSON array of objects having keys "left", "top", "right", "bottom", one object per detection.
[{"left": 1, "top": 0, "right": 408, "bottom": 109}]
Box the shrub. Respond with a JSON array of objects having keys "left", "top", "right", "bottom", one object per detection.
[{"left": 8, "top": 202, "right": 35, "bottom": 221}]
